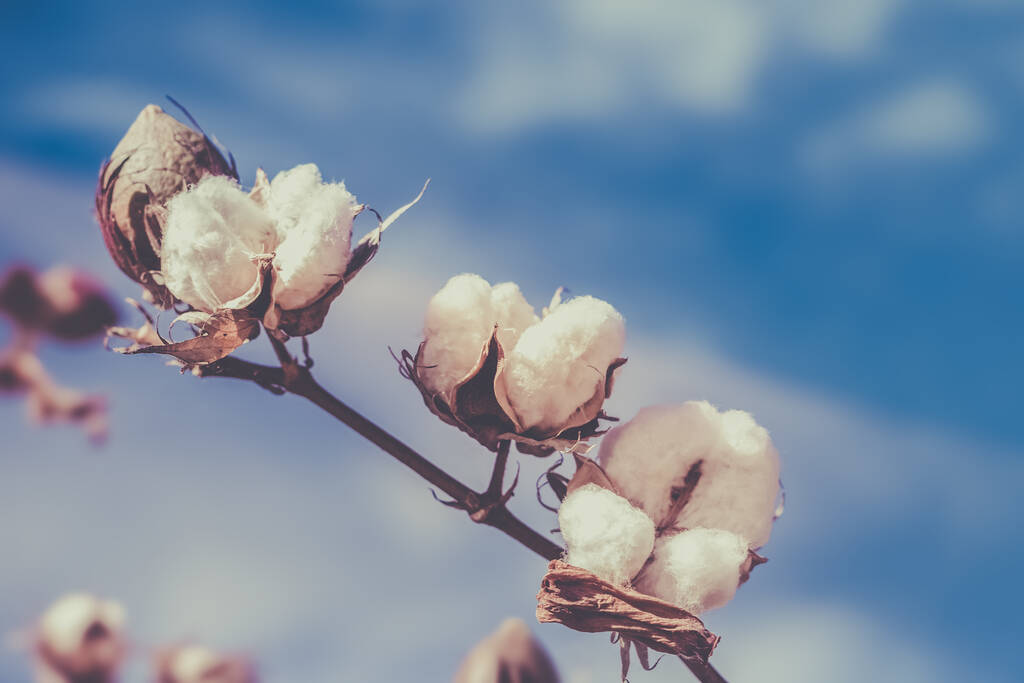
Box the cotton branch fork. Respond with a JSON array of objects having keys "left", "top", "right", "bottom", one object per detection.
[{"left": 198, "top": 334, "right": 727, "bottom": 683}]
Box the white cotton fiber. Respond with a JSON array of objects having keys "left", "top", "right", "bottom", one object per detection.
[
  {"left": 505, "top": 296, "right": 625, "bottom": 432},
  {"left": 420, "top": 275, "right": 539, "bottom": 399},
  {"left": 420, "top": 274, "right": 496, "bottom": 398},
  {"left": 267, "top": 163, "right": 358, "bottom": 310},
  {"left": 558, "top": 483, "right": 655, "bottom": 586},
  {"left": 598, "top": 402, "right": 780, "bottom": 547},
  {"left": 490, "top": 281, "right": 539, "bottom": 350},
  {"left": 162, "top": 175, "right": 277, "bottom": 312},
  {"left": 636, "top": 528, "right": 748, "bottom": 614}
]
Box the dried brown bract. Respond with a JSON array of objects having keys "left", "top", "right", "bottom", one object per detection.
[
  {"left": 96, "top": 104, "right": 236, "bottom": 307},
  {"left": 536, "top": 561, "right": 719, "bottom": 668}
]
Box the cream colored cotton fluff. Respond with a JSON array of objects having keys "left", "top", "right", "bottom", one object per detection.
[
  {"left": 420, "top": 275, "right": 538, "bottom": 398},
  {"left": 558, "top": 483, "right": 655, "bottom": 586},
  {"left": 266, "top": 164, "right": 358, "bottom": 310},
  {"left": 161, "top": 164, "right": 357, "bottom": 312},
  {"left": 598, "top": 402, "right": 780, "bottom": 547},
  {"left": 505, "top": 296, "right": 624, "bottom": 432},
  {"left": 636, "top": 528, "right": 748, "bottom": 614},
  {"left": 162, "top": 176, "right": 277, "bottom": 311}
]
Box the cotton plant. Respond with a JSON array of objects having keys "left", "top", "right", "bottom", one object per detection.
[
  {"left": 537, "top": 402, "right": 782, "bottom": 675},
  {"left": 402, "top": 274, "right": 627, "bottom": 455},
  {"left": 88, "top": 102, "right": 786, "bottom": 683},
  {"left": 101, "top": 104, "right": 425, "bottom": 365}
]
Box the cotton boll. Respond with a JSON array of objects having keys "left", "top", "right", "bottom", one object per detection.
[
  {"left": 504, "top": 296, "right": 624, "bottom": 432},
  {"left": 636, "top": 528, "right": 748, "bottom": 614},
  {"left": 420, "top": 274, "right": 497, "bottom": 397},
  {"left": 37, "top": 593, "right": 125, "bottom": 679},
  {"left": 558, "top": 483, "right": 655, "bottom": 586},
  {"left": 162, "top": 176, "right": 277, "bottom": 311},
  {"left": 489, "top": 281, "right": 538, "bottom": 351},
  {"left": 598, "top": 402, "right": 780, "bottom": 547},
  {"left": 268, "top": 164, "right": 359, "bottom": 310}
]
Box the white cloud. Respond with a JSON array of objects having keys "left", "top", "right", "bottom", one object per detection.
[
  {"left": 803, "top": 78, "right": 992, "bottom": 171},
  {"left": 456, "top": 0, "right": 904, "bottom": 132}
]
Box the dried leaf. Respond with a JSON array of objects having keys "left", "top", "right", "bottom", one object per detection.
[
  {"left": 127, "top": 309, "right": 260, "bottom": 364},
  {"left": 536, "top": 561, "right": 719, "bottom": 663}
]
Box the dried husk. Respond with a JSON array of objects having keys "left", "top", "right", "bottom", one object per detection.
[
  {"left": 536, "top": 560, "right": 719, "bottom": 663},
  {"left": 96, "top": 104, "right": 236, "bottom": 308},
  {"left": 402, "top": 328, "right": 626, "bottom": 456}
]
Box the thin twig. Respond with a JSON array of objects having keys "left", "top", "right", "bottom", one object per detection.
[{"left": 197, "top": 352, "right": 727, "bottom": 683}]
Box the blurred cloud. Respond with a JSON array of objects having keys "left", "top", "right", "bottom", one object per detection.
[
  {"left": 802, "top": 78, "right": 993, "bottom": 172},
  {"left": 456, "top": 0, "right": 903, "bottom": 133}
]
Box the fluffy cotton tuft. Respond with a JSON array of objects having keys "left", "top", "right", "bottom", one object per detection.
[
  {"left": 598, "top": 402, "right": 780, "bottom": 547},
  {"left": 266, "top": 164, "right": 358, "bottom": 310},
  {"left": 420, "top": 275, "right": 538, "bottom": 398},
  {"left": 558, "top": 483, "right": 655, "bottom": 586},
  {"left": 162, "top": 176, "right": 277, "bottom": 312},
  {"left": 636, "top": 528, "right": 748, "bottom": 614},
  {"left": 505, "top": 296, "right": 624, "bottom": 431},
  {"left": 161, "top": 165, "right": 357, "bottom": 312}
]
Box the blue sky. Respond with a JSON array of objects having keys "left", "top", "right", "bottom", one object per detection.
[{"left": 1, "top": 1, "right": 1022, "bottom": 682}]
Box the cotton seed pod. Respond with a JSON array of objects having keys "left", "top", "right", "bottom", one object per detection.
[
  {"left": 96, "top": 104, "right": 236, "bottom": 308},
  {"left": 155, "top": 645, "right": 258, "bottom": 683},
  {"left": 403, "top": 275, "right": 627, "bottom": 456},
  {"left": 33, "top": 593, "right": 126, "bottom": 683},
  {"left": 453, "top": 618, "right": 560, "bottom": 683},
  {"left": 160, "top": 165, "right": 359, "bottom": 322}
]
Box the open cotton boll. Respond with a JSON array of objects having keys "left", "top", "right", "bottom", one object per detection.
[
  {"left": 558, "top": 483, "right": 655, "bottom": 586},
  {"left": 505, "top": 296, "right": 624, "bottom": 432},
  {"left": 636, "top": 528, "right": 748, "bottom": 614},
  {"left": 598, "top": 402, "right": 780, "bottom": 547},
  {"left": 162, "top": 176, "right": 277, "bottom": 312},
  {"left": 420, "top": 274, "right": 497, "bottom": 397},
  {"left": 267, "top": 163, "right": 359, "bottom": 310},
  {"left": 490, "top": 281, "right": 538, "bottom": 350}
]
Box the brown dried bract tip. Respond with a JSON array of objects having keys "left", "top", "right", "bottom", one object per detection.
[
  {"left": 96, "top": 104, "right": 236, "bottom": 308},
  {"left": 400, "top": 332, "right": 626, "bottom": 457},
  {"left": 536, "top": 561, "right": 719, "bottom": 668}
]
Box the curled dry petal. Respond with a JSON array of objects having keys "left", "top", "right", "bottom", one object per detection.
[
  {"left": 96, "top": 104, "right": 236, "bottom": 307},
  {"left": 536, "top": 560, "right": 719, "bottom": 663}
]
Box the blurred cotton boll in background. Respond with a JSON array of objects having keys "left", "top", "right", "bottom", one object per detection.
[
  {"left": 453, "top": 618, "right": 560, "bottom": 683},
  {"left": 155, "top": 644, "right": 259, "bottom": 683},
  {"left": 32, "top": 593, "right": 125, "bottom": 683}
]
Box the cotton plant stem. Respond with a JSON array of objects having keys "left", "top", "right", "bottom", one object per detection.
[
  {"left": 200, "top": 353, "right": 727, "bottom": 683},
  {"left": 201, "top": 355, "right": 563, "bottom": 560}
]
